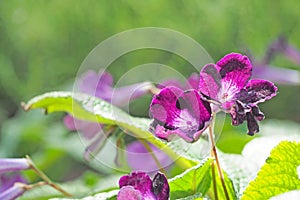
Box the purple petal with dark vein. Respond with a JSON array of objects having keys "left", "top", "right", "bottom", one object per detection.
[
  {"left": 0, "top": 183, "right": 26, "bottom": 200},
  {"left": 63, "top": 115, "right": 102, "bottom": 139},
  {"left": 150, "top": 87, "right": 211, "bottom": 142},
  {"left": 117, "top": 186, "right": 143, "bottom": 200},
  {"left": 111, "top": 82, "right": 153, "bottom": 107},
  {"left": 216, "top": 53, "right": 252, "bottom": 91},
  {"left": 0, "top": 159, "right": 30, "bottom": 174},
  {"left": 246, "top": 112, "right": 259, "bottom": 136},
  {"left": 119, "top": 171, "right": 153, "bottom": 198},
  {"left": 150, "top": 86, "right": 183, "bottom": 127},
  {"left": 199, "top": 64, "right": 221, "bottom": 100},
  {"left": 152, "top": 172, "right": 169, "bottom": 200},
  {"left": 126, "top": 141, "right": 172, "bottom": 173},
  {"left": 237, "top": 79, "right": 277, "bottom": 105}
]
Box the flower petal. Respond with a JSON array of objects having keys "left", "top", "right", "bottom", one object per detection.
[
  {"left": 216, "top": 53, "right": 252, "bottom": 90},
  {"left": 150, "top": 87, "right": 211, "bottom": 142},
  {"left": 199, "top": 63, "right": 221, "bottom": 100},
  {"left": 0, "top": 183, "right": 26, "bottom": 200},
  {"left": 111, "top": 82, "right": 153, "bottom": 107},
  {"left": 0, "top": 174, "right": 27, "bottom": 193},
  {"left": 230, "top": 101, "right": 247, "bottom": 126},
  {"left": 246, "top": 112, "right": 259, "bottom": 136},
  {"left": 152, "top": 172, "right": 169, "bottom": 200},
  {"left": 185, "top": 73, "right": 199, "bottom": 90},
  {"left": 83, "top": 132, "right": 108, "bottom": 161},
  {"left": 63, "top": 115, "right": 102, "bottom": 139},
  {"left": 237, "top": 79, "right": 278, "bottom": 105},
  {"left": 117, "top": 186, "right": 143, "bottom": 200},
  {"left": 119, "top": 171, "right": 154, "bottom": 198},
  {"left": 79, "top": 70, "right": 113, "bottom": 101},
  {"left": 126, "top": 141, "right": 172, "bottom": 173},
  {"left": 0, "top": 159, "right": 30, "bottom": 174}
]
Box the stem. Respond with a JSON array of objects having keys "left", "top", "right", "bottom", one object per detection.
[
  {"left": 26, "top": 155, "right": 72, "bottom": 197},
  {"left": 211, "top": 152, "right": 218, "bottom": 200},
  {"left": 139, "top": 139, "right": 167, "bottom": 175},
  {"left": 208, "top": 114, "right": 230, "bottom": 200}
]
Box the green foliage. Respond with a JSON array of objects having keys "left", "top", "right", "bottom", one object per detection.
[
  {"left": 169, "top": 159, "right": 213, "bottom": 199},
  {"left": 23, "top": 91, "right": 196, "bottom": 169},
  {"left": 241, "top": 141, "right": 300, "bottom": 200}
]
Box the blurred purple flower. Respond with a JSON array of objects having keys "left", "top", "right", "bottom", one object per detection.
[
  {"left": 0, "top": 174, "right": 27, "bottom": 200},
  {"left": 117, "top": 171, "right": 169, "bottom": 200},
  {"left": 252, "top": 36, "right": 300, "bottom": 85},
  {"left": 199, "top": 53, "right": 277, "bottom": 135},
  {"left": 64, "top": 70, "right": 153, "bottom": 159},
  {"left": 126, "top": 141, "right": 173, "bottom": 173},
  {"left": 0, "top": 174, "right": 27, "bottom": 193},
  {"left": 0, "top": 158, "right": 30, "bottom": 174},
  {"left": 149, "top": 86, "right": 212, "bottom": 142}
]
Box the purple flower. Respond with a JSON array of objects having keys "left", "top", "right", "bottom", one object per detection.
[
  {"left": 250, "top": 36, "right": 300, "bottom": 85},
  {"left": 64, "top": 70, "right": 153, "bottom": 158},
  {"left": 117, "top": 171, "right": 169, "bottom": 200},
  {"left": 0, "top": 183, "right": 26, "bottom": 200},
  {"left": 0, "top": 174, "right": 27, "bottom": 193},
  {"left": 0, "top": 158, "right": 30, "bottom": 174},
  {"left": 199, "top": 53, "right": 278, "bottom": 135},
  {"left": 0, "top": 174, "right": 27, "bottom": 200},
  {"left": 158, "top": 73, "right": 200, "bottom": 90},
  {"left": 149, "top": 86, "right": 212, "bottom": 143},
  {"left": 126, "top": 141, "right": 173, "bottom": 173}
]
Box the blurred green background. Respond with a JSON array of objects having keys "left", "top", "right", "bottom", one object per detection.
[{"left": 0, "top": 0, "right": 299, "bottom": 196}]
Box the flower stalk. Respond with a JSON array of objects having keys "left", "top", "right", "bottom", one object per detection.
[
  {"left": 208, "top": 113, "right": 229, "bottom": 200},
  {"left": 25, "top": 155, "right": 72, "bottom": 197}
]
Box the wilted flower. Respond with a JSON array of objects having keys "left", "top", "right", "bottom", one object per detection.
[
  {"left": 199, "top": 53, "right": 277, "bottom": 135},
  {"left": 117, "top": 171, "right": 169, "bottom": 200},
  {"left": 149, "top": 86, "right": 212, "bottom": 142},
  {"left": 64, "top": 70, "right": 153, "bottom": 159}
]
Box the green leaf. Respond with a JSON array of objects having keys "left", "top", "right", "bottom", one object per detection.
[
  {"left": 241, "top": 141, "right": 300, "bottom": 200},
  {"left": 218, "top": 153, "right": 257, "bottom": 199},
  {"left": 23, "top": 92, "right": 196, "bottom": 169},
  {"left": 208, "top": 160, "right": 237, "bottom": 200},
  {"left": 168, "top": 159, "right": 213, "bottom": 199},
  {"left": 49, "top": 190, "right": 118, "bottom": 200}
]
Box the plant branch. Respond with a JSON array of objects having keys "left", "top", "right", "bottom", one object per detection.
[{"left": 26, "top": 155, "right": 72, "bottom": 197}]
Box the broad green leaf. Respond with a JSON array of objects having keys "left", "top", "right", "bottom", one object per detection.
[
  {"left": 218, "top": 153, "right": 257, "bottom": 199},
  {"left": 50, "top": 190, "right": 118, "bottom": 200},
  {"left": 169, "top": 138, "right": 238, "bottom": 199},
  {"left": 270, "top": 190, "right": 300, "bottom": 200},
  {"left": 168, "top": 159, "right": 213, "bottom": 199},
  {"left": 241, "top": 141, "right": 300, "bottom": 200},
  {"left": 209, "top": 161, "right": 237, "bottom": 200},
  {"left": 23, "top": 92, "right": 195, "bottom": 169}
]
